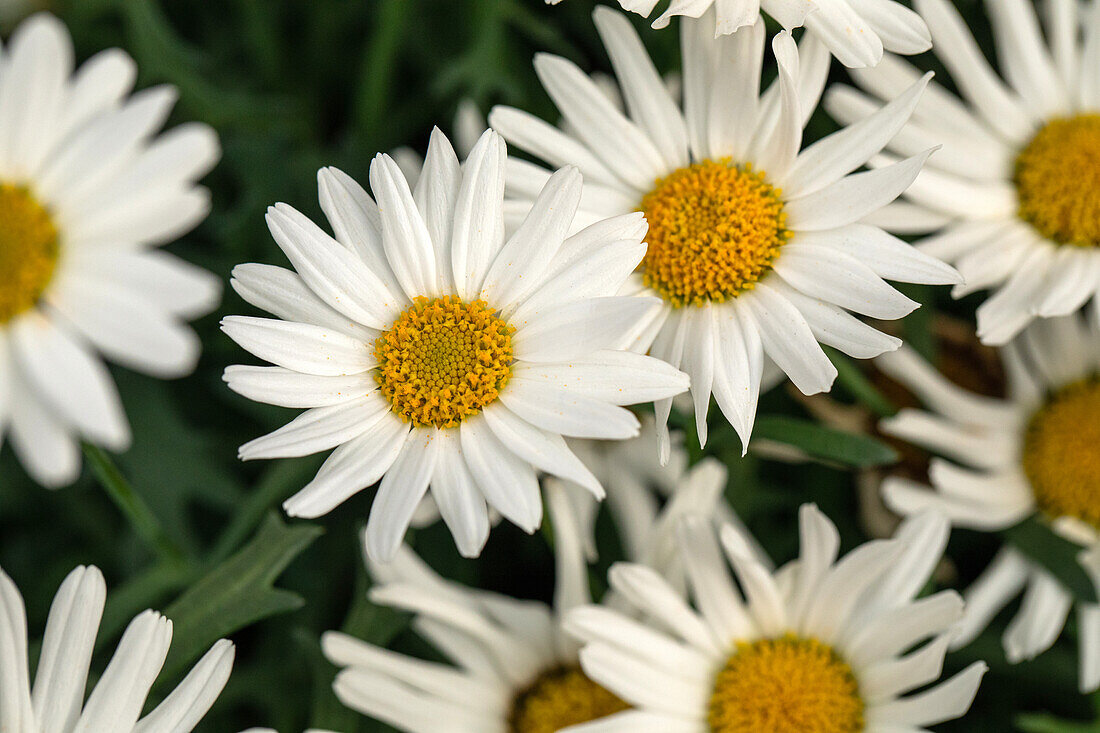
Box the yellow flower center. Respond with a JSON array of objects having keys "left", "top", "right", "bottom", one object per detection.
[
  {"left": 639, "top": 159, "right": 789, "bottom": 307},
  {"left": 1023, "top": 378, "right": 1100, "bottom": 528},
  {"left": 0, "top": 184, "right": 59, "bottom": 324},
  {"left": 708, "top": 635, "right": 864, "bottom": 733},
  {"left": 374, "top": 295, "right": 514, "bottom": 428},
  {"left": 509, "top": 665, "right": 629, "bottom": 733},
  {"left": 1015, "top": 114, "right": 1100, "bottom": 247}
]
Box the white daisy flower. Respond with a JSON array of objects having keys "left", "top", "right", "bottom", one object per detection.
[
  {"left": 490, "top": 8, "right": 958, "bottom": 460},
  {"left": 222, "top": 127, "right": 689, "bottom": 562},
  {"left": 0, "top": 565, "right": 234, "bottom": 732},
  {"left": 564, "top": 504, "right": 987, "bottom": 732},
  {"left": 0, "top": 13, "right": 221, "bottom": 487},
  {"left": 828, "top": 0, "right": 1100, "bottom": 345},
  {"left": 547, "top": 0, "right": 931, "bottom": 69},
  {"left": 878, "top": 313, "right": 1100, "bottom": 691},
  {"left": 321, "top": 472, "right": 722, "bottom": 733}
]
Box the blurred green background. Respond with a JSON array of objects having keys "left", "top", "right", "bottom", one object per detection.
[{"left": 0, "top": 0, "right": 1094, "bottom": 730}]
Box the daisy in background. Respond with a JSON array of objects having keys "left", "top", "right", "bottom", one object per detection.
[
  {"left": 878, "top": 313, "right": 1100, "bottom": 692},
  {"left": 544, "top": 415, "right": 766, "bottom": 585},
  {"left": 322, "top": 467, "right": 725, "bottom": 733},
  {"left": 545, "top": 0, "right": 930, "bottom": 69},
  {"left": 0, "top": 565, "right": 234, "bottom": 732},
  {"left": 828, "top": 0, "right": 1100, "bottom": 345},
  {"left": 0, "top": 13, "right": 221, "bottom": 487},
  {"left": 565, "top": 504, "right": 986, "bottom": 732},
  {"left": 490, "top": 7, "right": 959, "bottom": 461},
  {"left": 222, "top": 127, "right": 689, "bottom": 562}
]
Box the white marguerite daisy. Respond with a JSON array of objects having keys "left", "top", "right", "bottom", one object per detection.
[
  {"left": 564, "top": 504, "right": 987, "bottom": 732},
  {"left": 222, "top": 127, "right": 690, "bottom": 562},
  {"left": 828, "top": 0, "right": 1100, "bottom": 345},
  {"left": 546, "top": 0, "right": 930, "bottom": 69},
  {"left": 490, "top": 8, "right": 959, "bottom": 460},
  {"left": 0, "top": 565, "right": 234, "bottom": 732},
  {"left": 0, "top": 13, "right": 221, "bottom": 487},
  {"left": 878, "top": 313, "right": 1100, "bottom": 691},
  {"left": 321, "top": 471, "right": 724, "bottom": 733}
]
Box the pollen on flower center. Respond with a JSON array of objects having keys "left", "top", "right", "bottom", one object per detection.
[
  {"left": 509, "top": 665, "right": 629, "bottom": 733},
  {"left": 0, "top": 183, "right": 60, "bottom": 324},
  {"left": 1015, "top": 114, "right": 1100, "bottom": 247},
  {"left": 1023, "top": 377, "right": 1100, "bottom": 528},
  {"left": 639, "top": 159, "right": 790, "bottom": 307},
  {"left": 707, "top": 635, "right": 864, "bottom": 733},
  {"left": 374, "top": 295, "right": 514, "bottom": 429}
]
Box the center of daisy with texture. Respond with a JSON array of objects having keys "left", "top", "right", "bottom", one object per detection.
[
  {"left": 639, "top": 159, "right": 789, "bottom": 307},
  {"left": 1015, "top": 114, "right": 1100, "bottom": 247},
  {"left": 1023, "top": 377, "right": 1100, "bottom": 528},
  {"left": 509, "top": 665, "right": 630, "bottom": 733},
  {"left": 0, "top": 183, "right": 59, "bottom": 324},
  {"left": 707, "top": 635, "right": 864, "bottom": 733},
  {"left": 374, "top": 295, "right": 514, "bottom": 428}
]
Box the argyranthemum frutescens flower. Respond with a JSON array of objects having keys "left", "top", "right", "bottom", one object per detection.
[
  {"left": 564, "top": 504, "right": 987, "bottom": 732},
  {"left": 544, "top": 0, "right": 930, "bottom": 69},
  {"left": 878, "top": 313, "right": 1100, "bottom": 691},
  {"left": 0, "top": 565, "right": 234, "bottom": 732},
  {"left": 321, "top": 471, "right": 725, "bottom": 733},
  {"left": 490, "top": 8, "right": 959, "bottom": 459},
  {"left": 223, "top": 127, "right": 689, "bottom": 562},
  {"left": 0, "top": 13, "right": 221, "bottom": 487},
  {"left": 828, "top": 0, "right": 1100, "bottom": 345}
]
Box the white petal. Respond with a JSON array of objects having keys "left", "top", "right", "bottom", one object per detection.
[
  {"left": 365, "top": 429, "right": 441, "bottom": 562},
  {"left": 741, "top": 283, "right": 837, "bottom": 395},
  {"left": 369, "top": 153, "right": 439, "bottom": 299},
  {"left": 221, "top": 316, "right": 373, "bottom": 376},
  {"left": 451, "top": 130, "right": 507, "bottom": 299},
  {"left": 785, "top": 150, "right": 932, "bottom": 231}
]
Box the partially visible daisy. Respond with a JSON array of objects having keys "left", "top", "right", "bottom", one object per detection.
[
  {"left": 565, "top": 505, "right": 986, "bottom": 732},
  {"left": 545, "top": 0, "right": 930, "bottom": 69},
  {"left": 322, "top": 472, "right": 723, "bottom": 733},
  {"left": 223, "top": 127, "right": 689, "bottom": 562},
  {"left": 878, "top": 313, "right": 1100, "bottom": 691},
  {"left": 0, "top": 13, "right": 221, "bottom": 487},
  {"left": 829, "top": 0, "right": 1100, "bottom": 345},
  {"left": 490, "top": 8, "right": 958, "bottom": 459},
  {"left": 0, "top": 565, "right": 234, "bottom": 732},
  {"left": 545, "top": 415, "right": 759, "bottom": 578}
]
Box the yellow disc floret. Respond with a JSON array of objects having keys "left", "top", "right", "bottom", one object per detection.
[
  {"left": 639, "top": 159, "right": 790, "bottom": 307},
  {"left": 1015, "top": 114, "right": 1100, "bottom": 247},
  {"left": 374, "top": 295, "right": 514, "bottom": 428},
  {"left": 1023, "top": 377, "right": 1100, "bottom": 528},
  {"left": 0, "top": 184, "right": 59, "bottom": 324},
  {"left": 708, "top": 635, "right": 864, "bottom": 733},
  {"left": 509, "top": 665, "right": 629, "bottom": 733}
]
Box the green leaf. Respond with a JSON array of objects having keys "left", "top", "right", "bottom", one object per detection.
[
  {"left": 1016, "top": 713, "right": 1100, "bottom": 732},
  {"left": 825, "top": 348, "right": 898, "bottom": 418},
  {"left": 160, "top": 513, "right": 323, "bottom": 680},
  {"left": 1002, "top": 515, "right": 1099, "bottom": 605},
  {"left": 752, "top": 415, "right": 899, "bottom": 467}
]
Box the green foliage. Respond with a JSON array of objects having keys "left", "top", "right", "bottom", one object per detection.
[
  {"left": 753, "top": 415, "right": 900, "bottom": 467},
  {"left": 1002, "top": 515, "right": 1099, "bottom": 605}
]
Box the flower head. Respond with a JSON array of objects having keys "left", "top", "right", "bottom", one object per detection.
[
  {"left": 490, "top": 9, "right": 958, "bottom": 458},
  {"left": 223, "top": 128, "right": 689, "bottom": 561},
  {"left": 0, "top": 13, "right": 221, "bottom": 487}
]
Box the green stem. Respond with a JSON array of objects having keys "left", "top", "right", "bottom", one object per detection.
[
  {"left": 83, "top": 443, "right": 185, "bottom": 564},
  {"left": 826, "top": 348, "right": 898, "bottom": 418}
]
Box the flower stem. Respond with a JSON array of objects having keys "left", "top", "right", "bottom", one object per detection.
[{"left": 83, "top": 443, "right": 186, "bottom": 564}]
